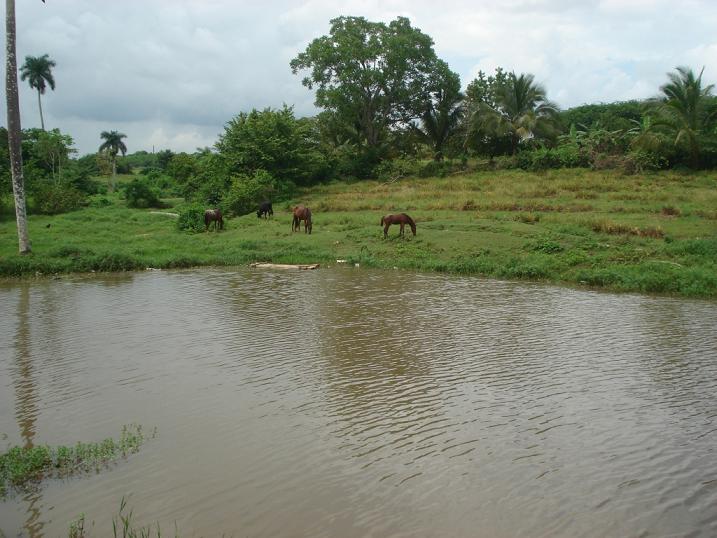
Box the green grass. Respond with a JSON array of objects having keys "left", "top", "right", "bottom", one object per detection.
[
  {"left": 1, "top": 168, "right": 716, "bottom": 297},
  {"left": 0, "top": 424, "right": 149, "bottom": 498}
]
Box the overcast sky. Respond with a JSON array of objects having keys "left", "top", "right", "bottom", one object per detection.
[{"left": 2, "top": 0, "right": 716, "bottom": 155}]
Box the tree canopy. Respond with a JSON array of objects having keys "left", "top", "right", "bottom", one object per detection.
[{"left": 291, "top": 16, "right": 444, "bottom": 149}]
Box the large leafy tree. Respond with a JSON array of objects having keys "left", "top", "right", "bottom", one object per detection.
[
  {"left": 463, "top": 68, "right": 512, "bottom": 158},
  {"left": 654, "top": 66, "right": 715, "bottom": 168},
  {"left": 20, "top": 53, "right": 55, "bottom": 131},
  {"left": 474, "top": 72, "right": 560, "bottom": 154},
  {"left": 464, "top": 68, "right": 508, "bottom": 111},
  {"left": 291, "top": 16, "right": 441, "bottom": 150},
  {"left": 33, "top": 129, "right": 76, "bottom": 181},
  {"left": 413, "top": 60, "right": 464, "bottom": 160},
  {"left": 215, "top": 105, "right": 328, "bottom": 185},
  {"left": 98, "top": 130, "right": 127, "bottom": 191},
  {"left": 5, "top": 0, "right": 30, "bottom": 253}
]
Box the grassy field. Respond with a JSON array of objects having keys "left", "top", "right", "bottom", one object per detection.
[{"left": 1, "top": 168, "right": 716, "bottom": 297}]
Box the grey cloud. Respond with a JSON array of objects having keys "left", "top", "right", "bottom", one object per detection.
[{"left": 2, "top": 0, "right": 716, "bottom": 154}]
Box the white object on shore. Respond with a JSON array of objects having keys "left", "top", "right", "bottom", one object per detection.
[{"left": 250, "top": 263, "right": 320, "bottom": 270}]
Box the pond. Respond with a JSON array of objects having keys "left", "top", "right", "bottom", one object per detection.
[{"left": 1, "top": 267, "right": 716, "bottom": 537}]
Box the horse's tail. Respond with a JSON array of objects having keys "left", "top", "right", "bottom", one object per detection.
[
  {"left": 380, "top": 216, "right": 385, "bottom": 226},
  {"left": 404, "top": 214, "right": 416, "bottom": 235}
]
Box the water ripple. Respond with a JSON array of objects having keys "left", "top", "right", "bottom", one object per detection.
[{"left": 0, "top": 269, "right": 716, "bottom": 537}]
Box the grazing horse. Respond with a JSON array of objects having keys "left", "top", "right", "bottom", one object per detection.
[
  {"left": 257, "top": 201, "right": 273, "bottom": 219},
  {"left": 204, "top": 208, "right": 224, "bottom": 231},
  {"left": 381, "top": 213, "right": 416, "bottom": 238},
  {"left": 292, "top": 205, "right": 312, "bottom": 234}
]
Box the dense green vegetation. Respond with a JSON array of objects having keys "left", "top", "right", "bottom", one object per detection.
[
  {"left": 1, "top": 15, "right": 716, "bottom": 298},
  {"left": 0, "top": 424, "right": 148, "bottom": 498}
]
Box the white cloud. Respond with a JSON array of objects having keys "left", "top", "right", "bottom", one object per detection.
[{"left": 2, "top": 0, "right": 716, "bottom": 154}]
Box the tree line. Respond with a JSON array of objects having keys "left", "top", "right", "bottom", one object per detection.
[{"left": 3, "top": 15, "right": 717, "bottom": 235}]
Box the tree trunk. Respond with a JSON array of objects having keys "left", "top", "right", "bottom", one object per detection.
[
  {"left": 5, "top": 0, "right": 31, "bottom": 254},
  {"left": 37, "top": 87, "right": 44, "bottom": 130},
  {"left": 111, "top": 155, "right": 117, "bottom": 191}
]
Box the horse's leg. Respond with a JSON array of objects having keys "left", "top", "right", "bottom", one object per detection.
[
  {"left": 384, "top": 223, "right": 389, "bottom": 238},
  {"left": 400, "top": 223, "right": 404, "bottom": 236}
]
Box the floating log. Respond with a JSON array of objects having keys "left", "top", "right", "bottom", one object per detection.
[{"left": 250, "top": 263, "right": 320, "bottom": 270}]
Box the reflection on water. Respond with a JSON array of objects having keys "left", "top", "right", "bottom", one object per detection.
[
  {"left": 10, "top": 286, "right": 44, "bottom": 537},
  {"left": 0, "top": 268, "right": 716, "bottom": 537}
]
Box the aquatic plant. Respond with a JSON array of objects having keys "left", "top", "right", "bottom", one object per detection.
[{"left": 0, "top": 424, "right": 149, "bottom": 498}]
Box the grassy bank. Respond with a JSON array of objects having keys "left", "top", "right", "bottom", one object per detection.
[{"left": 1, "top": 168, "right": 716, "bottom": 297}]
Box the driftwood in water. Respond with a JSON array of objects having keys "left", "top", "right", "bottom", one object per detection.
[{"left": 250, "top": 263, "right": 320, "bottom": 270}]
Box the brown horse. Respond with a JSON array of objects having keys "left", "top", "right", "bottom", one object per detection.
[
  {"left": 381, "top": 213, "right": 416, "bottom": 238},
  {"left": 204, "top": 208, "right": 224, "bottom": 231},
  {"left": 292, "top": 205, "right": 312, "bottom": 234}
]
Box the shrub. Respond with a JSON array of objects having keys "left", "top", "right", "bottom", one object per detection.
[
  {"left": 491, "top": 155, "right": 518, "bottom": 169},
  {"left": 176, "top": 204, "right": 207, "bottom": 233},
  {"left": 553, "top": 143, "right": 589, "bottom": 167},
  {"left": 374, "top": 158, "right": 419, "bottom": 181},
  {"left": 591, "top": 153, "right": 624, "bottom": 170},
  {"left": 222, "top": 169, "right": 277, "bottom": 216},
  {"left": 621, "top": 150, "right": 668, "bottom": 174},
  {"left": 418, "top": 160, "right": 457, "bottom": 178},
  {"left": 123, "top": 178, "right": 163, "bottom": 208},
  {"left": 87, "top": 195, "right": 112, "bottom": 208},
  {"left": 529, "top": 147, "right": 562, "bottom": 171},
  {"left": 32, "top": 183, "right": 86, "bottom": 215},
  {"left": 143, "top": 169, "right": 182, "bottom": 197}
]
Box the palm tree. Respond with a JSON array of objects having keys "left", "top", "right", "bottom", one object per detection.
[
  {"left": 5, "top": 0, "right": 30, "bottom": 253},
  {"left": 99, "top": 130, "right": 127, "bottom": 191},
  {"left": 20, "top": 53, "right": 56, "bottom": 130},
  {"left": 415, "top": 62, "right": 464, "bottom": 161},
  {"left": 476, "top": 72, "right": 560, "bottom": 154},
  {"left": 654, "top": 66, "right": 715, "bottom": 168},
  {"left": 627, "top": 116, "right": 664, "bottom": 153}
]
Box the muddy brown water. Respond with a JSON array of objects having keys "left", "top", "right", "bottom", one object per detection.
[{"left": 1, "top": 268, "right": 716, "bottom": 537}]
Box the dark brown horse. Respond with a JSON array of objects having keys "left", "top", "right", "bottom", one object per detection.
[
  {"left": 204, "top": 208, "right": 224, "bottom": 231},
  {"left": 381, "top": 213, "right": 416, "bottom": 238},
  {"left": 292, "top": 205, "right": 312, "bottom": 234}
]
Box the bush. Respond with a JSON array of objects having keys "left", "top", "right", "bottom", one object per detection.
[
  {"left": 176, "top": 204, "right": 207, "bottom": 233},
  {"left": 141, "top": 169, "right": 181, "bottom": 197},
  {"left": 621, "top": 150, "right": 668, "bottom": 174},
  {"left": 553, "top": 143, "right": 589, "bottom": 168},
  {"left": 527, "top": 147, "right": 562, "bottom": 171},
  {"left": 491, "top": 155, "right": 518, "bottom": 169},
  {"left": 32, "top": 183, "right": 86, "bottom": 215},
  {"left": 222, "top": 169, "right": 277, "bottom": 216},
  {"left": 418, "top": 160, "right": 462, "bottom": 178},
  {"left": 515, "top": 145, "right": 589, "bottom": 171},
  {"left": 590, "top": 153, "right": 624, "bottom": 170},
  {"left": 375, "top": 158, "right": 420, "bottom": 181},
  {"left": 123, "top": 178, "right": 163, "bottom": 208},
  {"left": 87, "top": 195, "right": 112, "bottom": 208}
]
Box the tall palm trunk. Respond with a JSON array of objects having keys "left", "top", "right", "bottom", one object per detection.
[
  {"left": 110, "top": 151, "right": 117, "bottom": 191},
  {"left": 5, "top": 0, "right": 31, "bottom": 254},
  {"left": 36, "top": 87, "right": 44, "bottom": 130}
]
